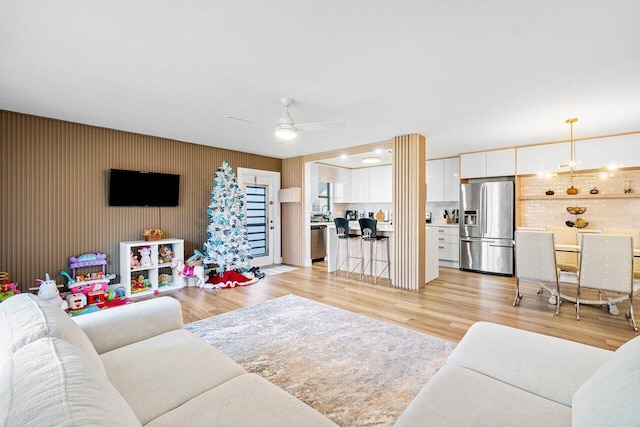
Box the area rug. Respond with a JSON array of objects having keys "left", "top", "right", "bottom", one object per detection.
[
  {"left": 260, "top": 265, "right": 298, "bottom": 276},
  {"left": 185, "top": 294, "right": 456, "bottom": 426}
]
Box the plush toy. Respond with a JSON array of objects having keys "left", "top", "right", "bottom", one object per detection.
[
  {"left": 130, "top": 250, "right": 141, "bottom": 268},
  {"left": 35, "top": 273, "right": 69, "bottom": 310},
  {"left": 158, "top": 245, "right": 174, "bottom": 263},
  {"left": 138, "top": 247, "right": 152, "bottom": 267}
]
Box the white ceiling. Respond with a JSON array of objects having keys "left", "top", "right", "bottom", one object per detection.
[{"left": 2, "top": 1, "right": 639, "bottom": 160}]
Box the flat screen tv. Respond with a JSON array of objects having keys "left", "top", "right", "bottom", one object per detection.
[{"left": 109, "top": 169, "right": 180, "bottom": 207}]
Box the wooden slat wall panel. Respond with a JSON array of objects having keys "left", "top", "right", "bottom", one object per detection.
[
  {"left": 281, "top": 156, "right": 306, "bottom": 266},
  {"left": 0, "top": 111, "right": 280, "bottom": 291},
  {"left": 392, "top": 134, "right": 426, "bottom": 289}
]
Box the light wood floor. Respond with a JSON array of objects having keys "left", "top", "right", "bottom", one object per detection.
[{"left": 146, "top": 263, "right": 639, "bottom": 351}]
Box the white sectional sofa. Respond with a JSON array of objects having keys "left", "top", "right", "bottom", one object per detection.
[
  {"left": 395, "top": 321, "right": 640, "bottom": 426},
  {"left": 1, "top": 294, "right": 336, "bottom": 426}
]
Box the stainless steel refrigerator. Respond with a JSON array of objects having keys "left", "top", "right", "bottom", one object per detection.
[{"left": 459, "top": 181, "right": 514, "bottom": 275}]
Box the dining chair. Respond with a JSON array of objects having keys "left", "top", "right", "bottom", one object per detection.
[
  {"left": 514, "top": 231, "right": 561, "bottom": 315},
  {"left": 577, "top": 234, "right": 637, "bottom": 332},
  {"left": 603, "top": 228, "right": 640, "bottom": 280},
  {"left": 546, "top": 226, "right": 579, "bottom": 274}
]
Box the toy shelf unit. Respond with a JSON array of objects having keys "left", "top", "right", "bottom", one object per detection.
[{"left": 119, "top": 238, "right": 184, "bottom": 298}]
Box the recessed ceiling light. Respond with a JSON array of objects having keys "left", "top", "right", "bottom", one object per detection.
[
  {"left": 362, "top": 156, "right": 381, "bottom": 164},
  {"left": 340, "top": 154, "right": 348, "bottom": 160}
]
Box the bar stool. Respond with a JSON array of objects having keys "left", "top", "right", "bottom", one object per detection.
[
  {"left": 333, "top": 218, "right": 361, "bottom": 278},
  {"left": 358, "top": 218, "right": 391, "bottom": 284}
]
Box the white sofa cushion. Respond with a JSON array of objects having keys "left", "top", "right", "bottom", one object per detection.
[
  {"left": 0, "top": 293, "right": 104, "bottom": 371},
  {"left": 446, "top": 322, "right": 611, "bottom": 406},
  {"left": 572, "top": 334, "right": 640, "bottom": 426},
  {"left": 146, "top": 373, "right": 337, "bottom": 427},
  {"left": 394, "top": 364, "right": 571, "bottom": 427},
  {"left": 73, "top": 296, "right": 183, "bottom": 354},
  {"left": 101, "top": 329, "right": 247, "bottom": 425},
  {"left": 3, "top": 337, "right": 140, "bottom": 427}
]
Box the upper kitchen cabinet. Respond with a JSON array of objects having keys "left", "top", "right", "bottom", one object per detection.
[
  {"left": 332, "top": 167, "right": 352, "bottom": 203},
  {"left": 380, "top": 165, "right": 392, "bottom": 202},
  {"left": 575, "top": 133, "right": 640, "bottom": 171},
  {"left": 427, "top": 157, "right": 459, "bottom": 202},
  {"left": 351, "top": 168, "right": 369, "bottom": 203},
  {"left": 426, "top": 159, "right": 444, "bottom": 201},
  {"left": 460, "top": 148, "right": 515, "bottom": 179},
  {"left": 443, "top": 157, "right": 460, "bottom": 201},
  {"left": 516, "top": 142, "right": 570, "bottom": 175}
]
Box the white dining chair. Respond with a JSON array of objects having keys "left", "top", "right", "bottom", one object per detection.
[
  {"left": 603, "top": 228, "right": 640, "bottom": 280},
  {"left": 577, "top": 234, "right": 637, "bottom": 331},
  {"left": 546, "top": 226, "right": 579, "bottom": 274},
  {"left": 514, "top": 231, "right": 561, "bottom": 315}
]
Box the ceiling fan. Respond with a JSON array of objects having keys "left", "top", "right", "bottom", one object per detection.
[{"left": 224, "top": 97, "right": 346, "bottom": 141}]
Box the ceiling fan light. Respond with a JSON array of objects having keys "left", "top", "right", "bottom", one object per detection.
[{"left": 275, "top": 126, "right": 297, "bottom": 140}]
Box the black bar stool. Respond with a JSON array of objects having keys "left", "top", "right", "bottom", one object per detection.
[
  {"left": 333, "top": 218, "right": 361, "bottom": 278},
  {"left": 358, "top": 218, "right": 391, "bottom": 284}
]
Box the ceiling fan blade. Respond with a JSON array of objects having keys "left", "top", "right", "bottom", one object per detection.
[
  {"left": 223, "top": 115, "right": 270, "bottom": 127},
  {"left": 296, "top": 121, "right": 347, "bottom": 132}
]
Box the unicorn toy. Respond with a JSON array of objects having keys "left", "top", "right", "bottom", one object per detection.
[{"left": 34, "top": 273, "right": 69, "bottom": 310}]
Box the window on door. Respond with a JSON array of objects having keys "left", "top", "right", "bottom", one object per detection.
[{"left": 246, "top": 185, "right": 268, "bottom": 257}]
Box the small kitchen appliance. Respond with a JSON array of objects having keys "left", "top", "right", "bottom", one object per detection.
[{"left": 345, "top": 210, "right": 357, "bottom": 221}]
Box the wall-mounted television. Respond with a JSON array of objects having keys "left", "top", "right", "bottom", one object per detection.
[{"left": 108, "top": 169, "right": 180, "bottom": 207}]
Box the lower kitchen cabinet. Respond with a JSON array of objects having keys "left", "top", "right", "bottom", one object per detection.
[{"left": 430, "top": 226, "right": 459, "bottom": 268}]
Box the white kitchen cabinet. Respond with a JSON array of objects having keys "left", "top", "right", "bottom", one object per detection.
[
  {"left": 426, "top": 159, "right": 444, "bottom": 201},
  {"left": 575, "top": 133, "right": 640, "bottom": 171},
  {"left": 443, "top": 157, "right": 460, "bottom": 201},
  {"left": 460, "top": 152, "right": 487, "bottom": 179},
  {"left": 333, "top": 167, "right": 352, "bottom": 203},
  {"left": 427, "top": 157, "right": 459, "bottom": 202},
  {"left": 351, "top": 168, "right": 369, "bottom": 203},
  {"left": 381, "top": 165, "right": 392, "bottom": 202},
  {"left": 367, "top": 166, "right": 383, "bottom": 202},
  {"left": 516, "top": 142, "right": 570, "bottom": 175},
  {"left": 430, "top": 226, "right": 459, "bottom": 268},
  {"left": 486, "top": 148, "right": 516, "bottom": 177},
  {"left": 461, "top": 149, "right": 515, "bottom": 179}
]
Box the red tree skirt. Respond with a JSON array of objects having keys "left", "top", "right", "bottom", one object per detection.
[{"left": 204, "top": 270, "right": 259, "bottom": 289}]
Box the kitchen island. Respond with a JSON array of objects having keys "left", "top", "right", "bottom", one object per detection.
[{"left": 326, "top": 222, "right": 439, "bottom": 285}]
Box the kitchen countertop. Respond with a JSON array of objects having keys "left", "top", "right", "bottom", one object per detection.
[{"left": 426, "top": 223, "right": 459, "bottom": 228}]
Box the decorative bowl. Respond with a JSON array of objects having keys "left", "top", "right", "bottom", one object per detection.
[
  {"left": 566, "top": 206, "right": 586, "bottom": 215},
  {"left": 574, "top": 218, "right": 588, "bottom": 228}
]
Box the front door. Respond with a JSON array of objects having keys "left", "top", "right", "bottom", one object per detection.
[{"left": 237, "top": 168, "right": 281, "bottom": 268}]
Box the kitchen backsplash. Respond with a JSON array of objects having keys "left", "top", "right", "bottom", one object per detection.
[
  {"left": 334, "top": 202, "right": 392, "bottom": 220},
  {"left": 427, "top": 201, "right": 460, "bottom": 224},
  {"left": 518, "top": 169, "right": 640, "bottom": 230}
]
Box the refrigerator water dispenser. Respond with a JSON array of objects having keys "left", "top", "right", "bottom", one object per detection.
[{"left": 463, "top": 210, "right": 478, "bottom": 226}]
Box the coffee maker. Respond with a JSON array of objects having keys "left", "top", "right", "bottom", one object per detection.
[{"left": 345, "top": 210, "right": 357, "bottom": 220}]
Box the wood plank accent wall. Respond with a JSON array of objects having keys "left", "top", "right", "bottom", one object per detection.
[
  {"left": 281, "top": 156, "right": 306, "bottom": 266},
  {"left": 0, "top": 111, "right": 281, "bottom": 291},
  {"left": 392, "top": 134, "right": 426, "bottom": 289}
]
